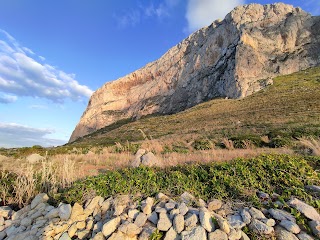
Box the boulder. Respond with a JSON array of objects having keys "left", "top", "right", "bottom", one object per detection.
[
  {"left": 131, "top": 149, "right": 145, "bottom": 167},
  {"left": 141, "top": 152, "right": 158, "bottom": 167}
]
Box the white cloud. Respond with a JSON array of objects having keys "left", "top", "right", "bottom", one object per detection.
[
  {"left": 185, "top": 0, "right": 244, "bottom": 33},
  {"left": 0, "top": 93, "right": 17, "bottom": 103},
  {"left": 0, "top": 122, "right": 66, "bottom": 148},
  {"left": 0, "top": 29, "right": 93, "bottom": 104},
  {"left": 116, "top": 0, "right": 180, "bottom": 28}
]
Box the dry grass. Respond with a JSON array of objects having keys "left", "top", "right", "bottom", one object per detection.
[
  {"left": 222, "top": 138, "right": 235, "bottom": 150},
  {"left": 0, "top": 156, "right": 80, "bottom": 206},
  {"left": 299, "top": 137, "right": 320, "bottom": 156},
  {"left": 161, "top": 147, "right": 293, "bottom": 166}
]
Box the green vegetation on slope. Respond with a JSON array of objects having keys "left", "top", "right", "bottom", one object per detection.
[
  {"left": 58, "top": 154, "right": 320, "bottom": 209},
  {"left": 71, "top": 67, "right": 320, "bottom": 147}
]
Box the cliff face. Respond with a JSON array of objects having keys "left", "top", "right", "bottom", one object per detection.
[{"left": 69, "top": 3, "right": 320, "bottom": 142}]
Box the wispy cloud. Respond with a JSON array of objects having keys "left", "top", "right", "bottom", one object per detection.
[
  {"left": 0, "top": 122, "right": 66, "bottom": 148},
  {"left": 115, "top": 0, "right": 180, "bottom": 28},
  {"left": 28, "top": 104, "right": 48, "bottom": 110},
  {"left": 0, "top": 93, "right": 17, "bottom": 104},
  {"left": 117, "top": 10, "right": 142, "bottom": 27},
  {"left": 185, "top": 0, "right": 244, "bottom": 33},
  {"left": 0, "top": 29, "right": 93, "bottom": 104}
]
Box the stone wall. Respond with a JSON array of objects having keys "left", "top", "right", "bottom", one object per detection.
[{"left": 0, "top": 190, "right": 319, "bottom": 239}]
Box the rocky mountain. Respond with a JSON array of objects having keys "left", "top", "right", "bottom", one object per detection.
[{"left": 69, "top": 3, "right": 320, "bottom": 143}]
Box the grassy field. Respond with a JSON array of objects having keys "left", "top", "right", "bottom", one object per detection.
[{"left": 70, "top": 67, "right": 320, "bottom": 148}]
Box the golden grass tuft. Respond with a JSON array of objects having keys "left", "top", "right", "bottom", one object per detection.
[{"left": 299, "top": 137, "right": 320, "bottom": 156}]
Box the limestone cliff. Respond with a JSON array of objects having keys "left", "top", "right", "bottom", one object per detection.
[{"left": 69, "top": 3, "right": 320, "bottom": 142}]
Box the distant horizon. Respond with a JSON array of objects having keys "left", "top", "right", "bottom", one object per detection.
[{"left": 0, "top": 0, "right": 319, "bottom": 148}]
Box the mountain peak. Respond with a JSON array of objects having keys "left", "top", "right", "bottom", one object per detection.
[
  {"left": 69, "top": 3, "right": 320, "bottom": 143},
  {"left": 227, "top": 3, "right": 305, "bottom": 25}
]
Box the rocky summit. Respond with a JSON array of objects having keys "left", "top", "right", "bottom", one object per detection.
[{"left": 69, "top": 3, "right": 320, "bottom": 142}]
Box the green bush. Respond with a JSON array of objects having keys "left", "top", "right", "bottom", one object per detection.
[
  {"left": 58, "top": 155, "right": 320, "bottom": 208},
  {"left": 162, "top": 143, "right": 189, "bottom": 154},
  {"left": 230, "top": 135, "right": 264, "bottom": 148},
  {"left": 269, "top": 137, "right": 292, "bottom": 148},
  {"left": 192, "top": 139, "right": 213, "bottom": 150},
  {"left": 113, "top": 142, "right": 141, "bottom": 154}
]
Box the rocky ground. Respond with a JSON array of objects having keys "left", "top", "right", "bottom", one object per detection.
[{"left": 1, "top": 188, "right": 320, "bottom": 240}]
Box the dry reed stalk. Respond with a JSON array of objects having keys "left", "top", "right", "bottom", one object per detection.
[
  {"left": 222, "top": 138, "right": 235, "bottom": 150},
  {"left": 13, "top": 165, "right": 36, "bottom": 207},
  {"left": 0, "top": 171, "right": 11, "bottom": 205},
  {"left": 60, "top": 157, "right": 77, "bottom": 188}
]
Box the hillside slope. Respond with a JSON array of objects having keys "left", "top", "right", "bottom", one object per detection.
[
  {"left": 69, "top": 3, "right": 320, "bottom": 142},
  {"left": 70, "top": 67, "right": 320, "bottom": 146}
]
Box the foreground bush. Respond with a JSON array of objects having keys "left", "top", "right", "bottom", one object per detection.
[{"left": 59, "top": 154, "right": 320, "bottom": 208}]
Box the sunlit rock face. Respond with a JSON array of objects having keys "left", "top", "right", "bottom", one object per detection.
[{"left": 69, "top": 3, "right": 320, "bottom": 142}]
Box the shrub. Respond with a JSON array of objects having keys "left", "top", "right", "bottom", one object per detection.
[
  {"left": 192, "top": 138, "right": 214, "bottom": 150},
  {"left": 230, "top": 135, "right": 263, "bottom": 148},
  {"left": 58, "top": 154, "right": 320, "bottom": 208},
  {"left": 269, "top": 137, "right": 292, "bottom": 148},
  {"left": 113, "top": 142, "right": 140, "bottom": 154}
]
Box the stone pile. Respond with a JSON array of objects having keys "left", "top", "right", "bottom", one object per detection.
[{"left": 0, "top": 191, "right": 319, "bottom": 240}]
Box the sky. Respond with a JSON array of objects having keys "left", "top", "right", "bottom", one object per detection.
[{"left": 0, "top": 0, "right": 319, "bottom": 148}]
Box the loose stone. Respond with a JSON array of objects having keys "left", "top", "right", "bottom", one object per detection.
[
  {"left": 275, "top": 226, "right": 299, "bottom": 240},
  {"left": 157, "top": 213, "right": 172, "bottom": 231},
  {"left": 289, "top": 198, "right": 320, "bottom": 221},
  {"left": 279, "top": 219, "right": 300, "bottom": 234},
  {"left": 208, "top": 229, "right": 228, "bottom": 240}
]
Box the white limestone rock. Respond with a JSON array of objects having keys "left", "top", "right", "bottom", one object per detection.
[{"left": 289, "top": 198, "right": 320, "bottom": 221}]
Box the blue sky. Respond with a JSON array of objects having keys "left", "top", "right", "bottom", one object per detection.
[{"left": 0, "top": 0, "right": 319, "bottom": 147}]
